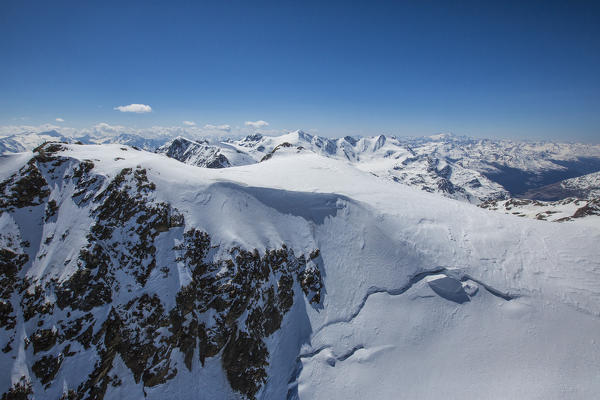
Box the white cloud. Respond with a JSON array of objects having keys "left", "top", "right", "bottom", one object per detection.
[
  {"left": 88, "top": 122, "right": 132, "bottom": 137},
  {"left": 204, "top": 124, "right": 231, "bottom": 132},
  {"left": 182, "top": 121, "right": 196, "bottom": 126},
  {"left": 114, "top": 104, "right": 153, "bottom": 113},
  {"left": 55, "top": 118, "right": 65, "bottom": 122},
  {"left": 245, "top": 120, "right": 269, "bottom": 129}
]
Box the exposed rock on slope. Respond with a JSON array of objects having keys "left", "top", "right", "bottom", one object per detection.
[
  {"left": 4, "top": 130, "right": 600, "bottom": 204},
  {"left": 226, "top": 131, "right": 600, "bottom": 202},
  {"left": 480, "top": 197, "right": 600, "bottom": 221},
  {"left": 0, "top": 143, "right": 321, "bottom": 399},
  {"left": 1, "top": 141, "right": 600, "bottom": 399},
  {"left": 156, "top": 136, "right": 257, "bottom": 169},
  {"left": 156, "top": 137, "right": 231, "bottom": 168}
]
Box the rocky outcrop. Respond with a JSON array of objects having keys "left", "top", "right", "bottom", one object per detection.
[
  {"left": 479, "top": 196, "right": 600, "bottom": 222},
  {"left": 0, "top": 143, "right": 323, "bottom": 399},
  {"left": 156, "top": 137, "right": 231, "bottom": 168}
]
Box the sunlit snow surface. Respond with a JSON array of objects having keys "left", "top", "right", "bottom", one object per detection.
[{"left": 1, "top": 143, "right": 600, "bottom": 399}]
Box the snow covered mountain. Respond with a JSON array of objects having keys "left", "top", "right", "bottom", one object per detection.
[
  {"left": 3, "top": 130, "right": 600, "bottom": 204},
  {"left": 226, "top": 131, "right": 600, "bottom": 203},
  {"left": 479, "top": 171, "right": 600, "bottom": 222},
  {"left": 0, "top": 131, "right": 172, "bottom": 154},
  {"left": 92, "top": 134, "right": 171, "bottom": 152},
  {"left": 479, "top": 197, "right": 600, "bottom": 222},
  {"left": 227, "top": 131, "right": 508, "bottom": 202},
  {"left": 0, "top": 131, "right": 73, "bottom": 154},
  {"left": 521, "top": 171, "right": 600, "bottom": 200},
  {"left": 1, "top": 142, "right": 600, "bottom": 399},
  {"left": 156, "top": 137, "right": 254, "bottom": 169}
]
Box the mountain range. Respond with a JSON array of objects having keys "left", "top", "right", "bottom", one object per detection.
[
  {"left": 1, "top": 132, "right": 599, "bottom": 399},
  {"left": 4, "top": 129, "right": 600, "bottom": 204}
]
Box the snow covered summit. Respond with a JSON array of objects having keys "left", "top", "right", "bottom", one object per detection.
[{"left": 0, "top": 141, "right": 599, "bottom": 399}]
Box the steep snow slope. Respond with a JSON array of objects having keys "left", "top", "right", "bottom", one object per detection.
[{"left": 1, "top": 143, "right": 600, "bottom": 399}]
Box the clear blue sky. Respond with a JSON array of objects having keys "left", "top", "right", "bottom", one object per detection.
[{"left": 1, "top": 0, "right": 599, "bottom": 141}]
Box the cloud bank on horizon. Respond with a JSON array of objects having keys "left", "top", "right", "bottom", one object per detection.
[{"left": 0, "top": 120, "right": 273, "bottom": 140}]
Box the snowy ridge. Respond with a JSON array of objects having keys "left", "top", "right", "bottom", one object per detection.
[
  {"left": 3, "top": 130, "right": 600, "bottom": 204},
  {"left": 1, "top": 142, "right": 600, "bottom": 398},
  {"left": 0, "top": 131, "right": 73, "bottom": 154},
  {"left": 226, "top": 130, "right": 600, "bottom": 202},
  {"left": 0, "top": 131, "right": 173, "bottom": 154}
]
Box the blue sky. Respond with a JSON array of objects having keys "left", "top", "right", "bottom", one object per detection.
[{"left": 1, "top": 0, "right": 599, "bottom": 141}]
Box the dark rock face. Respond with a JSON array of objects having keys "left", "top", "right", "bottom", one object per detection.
[
  {"left": 343, "top": 136, "right": 358, "bottom": 146},
  {"left": 0, "top": 249, "right": 28, "bottom": 332},
  {"left": 205, "top": 153, "right": 230, "bottom": 169},
  {"left": 0, "top": 155, "right": 51, "bottom": 211},
  {"left": 260, "top": 142, "right": 306, "bottom": 162},
  {"left": 156, "top": 137, "right": 231, "bottom": 168},
  {"left": 1, "top": 377, "right": 33, "bottom": 400},
  {"left": 32, "top": 354, "right": 63, "bottom": 386},
  {"left": 0, "top": 143, "right": 324, "bottom": 400},
  {"left": 572, "top": 198, "right": 600, "bottom": 218},
  {"left": 238, "top": 134, "right": 263, "bottom": 147}
]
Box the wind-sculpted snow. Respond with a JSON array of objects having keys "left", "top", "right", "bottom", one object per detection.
[
  {"left": 214, "top": 183, "right": 350, "bottom": 225},
  {"left": 1, "top": 142, "right": 600, "bottom": 399},
  {"left": 301, "top": 267, "right": 516, "bottom": 344},
  {"left": 294, "top": 273, "right": 600, "bottom": 400}
]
